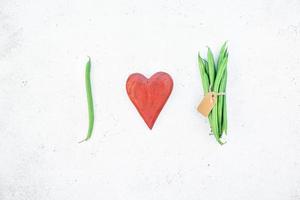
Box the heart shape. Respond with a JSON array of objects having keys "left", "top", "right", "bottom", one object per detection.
[{"left": 126, "top": 72, "right": 173, "bottom": 129}]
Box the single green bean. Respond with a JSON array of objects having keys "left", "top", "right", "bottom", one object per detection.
[
  {"left": 203, "top": 59, "right": 214, "bottom": 134},
  {"left": 220, "top": 55, "right": 228, "bottom": 136},
  {"left": 216, "top": 44, "right": 227, "bottom": 134},
  {"left": 212, "top": 57, "right": 228, "bottom": 142},
  {"left": 207, "top": 48, "right": 215, "bottom": 90},
  {"left": 203, "top": 59, "right": 211, "bottom": 89},
  {"left": 213, "top": 56, "right": 228, "bottom": 93},
  {"left": 198, "top": 54, "right": 210, "bottom": 94},
  {"left": 218, "top": 70, "right": 227, "bottom": 136},
  {"left": 207, "top": 49, "right": 222, "bottom": 143},
  {"left": 217, "top": 42, "right": 227, "bottom": 68},
  {"left": 211, "top": 99, "right": 219, "bottom": 137},
  {"left": 222, "top": 97, "right": 227, "bottom": 134},
  {"left": 203, "top": 59, "right": 209, "bottom": 76},
  {"left": 79, "top": 57, "right": 94, "bottom": 143}
]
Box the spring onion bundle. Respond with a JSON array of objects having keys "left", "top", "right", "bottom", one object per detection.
[{"left": 197, "top": 43, "right": 228, "bottom": 144}]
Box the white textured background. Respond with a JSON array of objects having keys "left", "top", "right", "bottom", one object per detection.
[{"left": 1, "top": 0, "right": 300, "bottom": 199}]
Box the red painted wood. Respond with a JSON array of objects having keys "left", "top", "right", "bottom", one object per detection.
[{"left": 126, "top": 72, "right": 173, "bottom": 129}]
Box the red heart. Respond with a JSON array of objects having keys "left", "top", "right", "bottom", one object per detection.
[{"left": 126, "top": 72, "right": 173, "bottom": 129}]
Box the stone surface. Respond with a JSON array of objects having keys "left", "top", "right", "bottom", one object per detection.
[{"left": 1, "top": 0, "right": 300, "bottom": 199}]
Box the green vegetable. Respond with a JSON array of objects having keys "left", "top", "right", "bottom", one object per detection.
[
  {"left": 207, "top": 48, "right": 216, "bottom": 90},
  {"left": 198, "top": 54, "right": 209, "bottom": 93},
  {"left": 197, "top": 42, "right": 228, "bottom": 144},
  {"left": 222, "top": 97, "right": 227, "bottom": 134},
  {"left": 218, "top": 70, "right": 227, "bottom": 132},
  {"left": 79, "top": 57, "right": 94, "bottom": 143}
]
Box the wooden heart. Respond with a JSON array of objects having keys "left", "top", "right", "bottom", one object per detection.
[{"left": 126, "top": 72, "right": 173, "bottom": 129}]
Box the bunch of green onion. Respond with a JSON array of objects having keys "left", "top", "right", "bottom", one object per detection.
[{"left": 198, "top": 42, "right": 228, "bottom": 144}]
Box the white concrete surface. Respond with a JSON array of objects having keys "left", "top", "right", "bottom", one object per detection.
[{"left": 1, "top": 0, "right": 300, "bottom": 199}]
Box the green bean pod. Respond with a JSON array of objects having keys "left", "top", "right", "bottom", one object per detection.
[
  {"left": 218, "top": 70, "right": 227, "bottom": 136},
  {"left": 207, "top": 48, "right": 215, "bottom": 90},
  {"left": 217, "top": 42, "right": 227, "bottom": 67},
  {"left": 198, "top": 54, "right": 210, "bottom": 94},
  {"left": 213, "top": 56, "right": 228, "bottom": 93},
  {"left": 222, "top": 97, "right": 227, "bottom": 134},
  {"left": 208, "top": 50, "right": 222, "bottom": 143},
  {"left": 203, "top": 59, "right": 215, "bottom": 132},
  {"left": 211, "top": 98, "right": 219, "bottom": 138},
  {"left": 79, "top": 57, "right": 94, "bottom": 143},
  {"left": 203, "top": 59, "right": 209, "bottom": 77},
  {"left": 216, "top": 43, "right": 227, "bottom": 134},
  {"left": 212, "top": 57, "right": 228, "bottom": 143}
]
